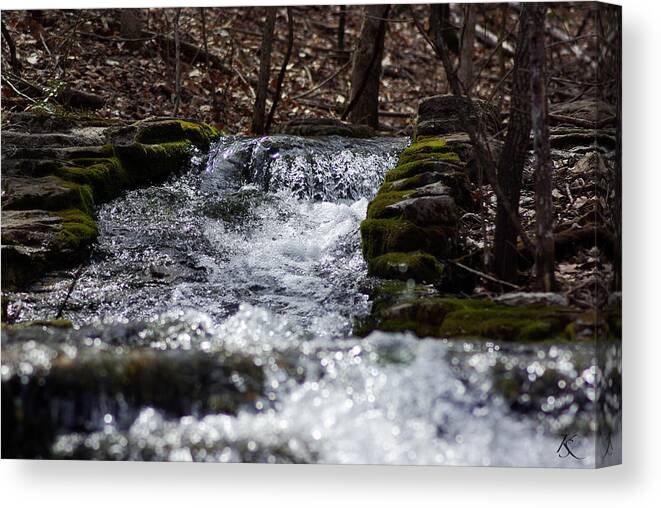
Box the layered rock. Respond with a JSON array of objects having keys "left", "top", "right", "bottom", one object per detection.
[
  {"left": 1, "top": 112, "right": 218, "bottom": 289},
  {"left": 360, "top": 95, "right": 495, "bottom": 290}
]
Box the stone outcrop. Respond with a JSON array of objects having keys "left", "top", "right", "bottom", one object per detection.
[
  {"left": 360, "top": 95, "right": 494, "bottom": 290},
  {"left": 357, "top": 94, "right": 622, "bottom": 343},
  {"left": 355, "top": 280, "right": 622, "bottom": 343},
  {"left": 1, "top": 112, "right": 218, "bottom": 289}
]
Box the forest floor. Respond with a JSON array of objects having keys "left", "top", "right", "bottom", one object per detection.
[{"left": 1, "top": 5, "right": 591, "bottom": 133}]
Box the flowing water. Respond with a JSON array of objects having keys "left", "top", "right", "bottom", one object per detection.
[{"left": 2, "top": 136, "right": 621, "bottom": 466}]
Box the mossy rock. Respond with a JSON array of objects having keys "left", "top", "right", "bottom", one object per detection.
[
  {"left": 360, "top": 218, "right": 457, "bottom": 260},
  {"left": 366, "top": 190, "right": 414, "bottom": 219},
  {"left": 1, "top": 347, "right": 264, "bottom": 458},
  {"left": 384, "top": 159, "right": 463, "bottom": 183},
  {"left": 55, "top": 208, "right": 98, "bottom": 252},
  {"left": 55, "top": 156, "right": 129, "bottom": 203},
  {"left": 361, "top": 294, "right": 582, "bottom": 342},
  {"left": 397, "top": 137, "right": 462, "bottom": 166},
  {"left": 2, "top": 319, "right": 73, "bottom": 330},
  {"left": 1, "top": 175, "right": 94, "bottom": 216},
  {"left": 437, "top": 299, "right": 577, "bottom": 342},
  {"left": 133, "top": 119, "right": 219, "bottom": 148},
  {"left": 367, "top": 251, "right": 445, "bottom": 283}
]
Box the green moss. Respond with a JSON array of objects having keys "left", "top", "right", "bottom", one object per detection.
[
  {"left": 56, "top": 160, "right": 126, "bottom": 205},
  {"left": 363, "top": 296, "right": 581, "bottom": 342},
  {"left": 360, "top": 218, "right": 456, "bottom": 260},
  {"left": 397, "top": 136, "right": 462, "bottom": 166},
  {"left": 384, "top": 159, "right": 463, "bottom": 183},
  {"left": 368, "top": 251, "right": 445, "bottom": 283},
  {"left": 113, "top": 141, "right": 192, "bottom": 185},
  {"left": 61, "top": 180, "right": 95, "bottom": 216},
  {"left": 135, "top": 120, "right": 219, "bottom": 148},
  {"left": 436, "top": 298, "right": 576, "bottom": 342},
  {"left": 55, "top": 208, "right": 97, "bottom": 251},
  {"left": 366, "top": 190, "right": 412, "bottom": 219}
]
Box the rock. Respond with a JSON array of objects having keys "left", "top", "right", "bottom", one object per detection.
[
  {"left": 494, "top": 292, "right": 569, "bottom": 307},
  {"left": 549, "top": 126, "right": 616, "bottom": 150},
  {"left": 1, "top": 113, "right": 218, "bottom": 290},
  {"left": 549, "top": 98, "right": 616, "bottom": 128},
  {"left": 384, "top": 195, "right": 457, "bottom": 226},
  {"left": 367, "top": 251, "right": 445, "bottom": 283},
  {"left": 415, "top": 94, "right": 501, "bottom": 137},
  {"left": 274, "top": 117, "right": 376, "bottom": 137},
  {"left": 1, "top": 175, "right": 90, "bottom": 212},
  {"left": 411, "top": 180, "right": 452, "bottom": 197},
  {"left": 1, "top": 209, "right": 97, "bottom": 289}
]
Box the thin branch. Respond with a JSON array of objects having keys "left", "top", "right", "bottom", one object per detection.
[
  {"left": 448, "top": 260, "right": 522, "bottom": 290},
  {"left": 292, "top": 61, "right": 350, "bottom": 100}
]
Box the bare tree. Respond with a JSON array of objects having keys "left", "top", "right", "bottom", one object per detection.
[
  {"left": 529, "top": 4, "right": 556, "bottom": 291},
  {"left": 492, "top": 5, "right": 533, "bottom": 285},
  {"left": 251, "top": 7, "right": 277, "bottom": 135},
  {"left": 458, "top": 4, "right": 476, "bottom": 90},
  {"left": 343, "top": 4, "right": 390, "bottom": 128}
]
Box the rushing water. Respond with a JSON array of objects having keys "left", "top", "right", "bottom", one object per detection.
[{"left": 3, "top": 135, "right": 621, "bottom": 466}]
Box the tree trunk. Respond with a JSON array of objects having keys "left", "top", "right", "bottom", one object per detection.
[
  {"left": 458, "top": 4, "right": 476, "bottom": 90},
  {"left": 492, "top": 5, "right": 533, "bottom": 285},
  {"left": 529, "top": 4, "right": 556, "bottom": 292},
  {"left": 429, "top": 4, "right": 458, "bottom": 55},
  {"left": 251, "top": 7, "right": 277, "bottom": 135},
  {"left": 344, "top": 4, "right": 390, "bottom": 128},
  {"left": 1, "top": 21, "right": 22, "bottom": 75},
  {"left": 265, "top": 7, "right": 295, "bottom": 134},
  {"left": 337, "top": 5, "right": 348, "bottom": 64},
  {"left": 173, "top": 8, "right": 182, "bottom": 115}
]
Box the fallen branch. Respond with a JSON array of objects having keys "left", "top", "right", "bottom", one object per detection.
[{"left": 448, "top": 260, "right": 522, "bottom": 290}]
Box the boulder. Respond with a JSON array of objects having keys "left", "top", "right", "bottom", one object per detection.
[{"left": 384, "top": 195, "right": 457, "bottom": 226}]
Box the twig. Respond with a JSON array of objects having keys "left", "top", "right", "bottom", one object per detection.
[
  {"left": 447, "top": 260, "right": 522, "bottom": 290},
  {"left": 55, "top": 263, "right": 85, "bottom": 319},
  {"left": 292, "top": 61, "right": 350, "bottom": 100}
]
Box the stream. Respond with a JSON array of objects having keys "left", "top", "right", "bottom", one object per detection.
[{"left": 2, "top": 135, "right": 620, "bottom": 466}]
